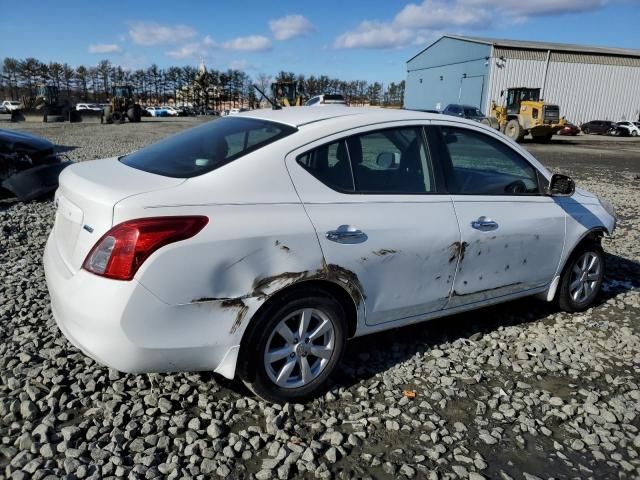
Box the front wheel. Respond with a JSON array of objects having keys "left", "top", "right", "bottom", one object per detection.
[
  {"left": 557, "top": 243, "right": 604, "bottom": 312},
  {"left": 238, "top": 290, "right": 347, "bottom": 403}
]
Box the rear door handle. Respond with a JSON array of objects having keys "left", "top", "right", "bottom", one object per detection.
[
  {"left": 326, "top": 228, "right": 367, "bottom": 243},
  {"left": 471, "top": 216, "right": 498, "bottom": 230}
]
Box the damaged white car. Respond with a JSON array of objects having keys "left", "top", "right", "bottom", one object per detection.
[{"left": 44, "top": 107, "right": 616, "bottom": 402}]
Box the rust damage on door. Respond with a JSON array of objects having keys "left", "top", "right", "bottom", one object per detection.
[{"left": 448, "top": 241, "right": 468, "bottom": 264}]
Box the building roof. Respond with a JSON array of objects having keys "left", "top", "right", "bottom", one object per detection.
[{"left": 409, "top": 35, "right": 640, "bottom": 62}]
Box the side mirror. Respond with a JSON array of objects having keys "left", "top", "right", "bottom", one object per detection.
[
  {"left": 500, "top": 90, "right": 504, "bottom": 97},
  {"left": 546, "top": 173, "right": 575, "bottom": 196}
]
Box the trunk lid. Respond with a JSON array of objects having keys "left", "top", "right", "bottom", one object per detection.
[{"left": 53, "top": 157, "right": 185, "bottom": 272}]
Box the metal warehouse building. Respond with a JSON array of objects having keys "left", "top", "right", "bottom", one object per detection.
[{"left": 405, "top": 35, "right": 640, "bottom": 125}]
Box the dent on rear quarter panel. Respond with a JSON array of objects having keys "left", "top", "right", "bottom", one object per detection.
[
  {"left": 191, "top": 258, "right": 365, "bottom": 335},
  {"left": 134, "top": 204, "right": 364, "bottom": 337}
]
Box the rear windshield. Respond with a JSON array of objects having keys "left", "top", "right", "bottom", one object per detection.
[{"left": 121, "top": 117, "right": 296, "bottom": 178}]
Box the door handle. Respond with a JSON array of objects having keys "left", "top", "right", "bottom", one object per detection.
[
  {"left": 471, "top": 216, "right": 498, "bottom": 230},
  {"left": 326, "top": 228, "right": 367, "bottom": 243}
]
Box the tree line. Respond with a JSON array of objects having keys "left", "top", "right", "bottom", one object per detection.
[{"left": 1, "top": 57, "right": 405, "bottom": 108}]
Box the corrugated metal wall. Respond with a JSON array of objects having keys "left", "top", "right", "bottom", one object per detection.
[{"left": 488, "top": 47, "right": 640, "bottom": 124}]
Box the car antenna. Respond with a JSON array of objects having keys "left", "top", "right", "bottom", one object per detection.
[{"left": 253, "top": 84, "right": 281, "bottom": 110}]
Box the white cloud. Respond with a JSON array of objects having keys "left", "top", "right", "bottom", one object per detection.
[
  {"left": 334, "top": 0, "right": 612, "bottom": 50},
  {"left": 394, "top": 1, "right": 491, "bottom": 29},
  {"left": 128, "top": 21, "right": 197, "bottom": 46},
  {"left": 223, "top": 35, "right": 272, "bottom": 52},
  {"left": 334, "top": 21, "right": 416, "bottom": 49},
  {"left": 269, "top": 14, "right": 316, "bottom": 40},
  {"left": 459, "top": 0, "right": 608, "bottom": 17},
  {"left": 229, "top": 59, "right": 257, "bottom": 70},
  {"left": 88, "top": 43, "right": 122, "bottom": 54},
  {"left": 166, "top": 35, "right": 217, "bottom": 60}
]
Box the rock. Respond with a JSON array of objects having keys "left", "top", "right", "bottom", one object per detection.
[{"left": 207, "top": 421, "right": 224, "bottom": 439}]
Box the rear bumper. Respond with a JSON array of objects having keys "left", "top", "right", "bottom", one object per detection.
[{"left": 43, "top": 234, "right": 242, "bottom": 378}]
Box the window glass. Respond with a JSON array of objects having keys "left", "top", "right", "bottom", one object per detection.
[
  {"left": 121, "top": 117, "right": 296, "bottom": 178},
  {"left": 297, "top": 139, "right": 354, "bottom": 192},
  {"left": 440, "top": 127, "right": 539, "bottom": 195},
  {"left": 350, "top": 127, "right": 433, "bottom": 193}
]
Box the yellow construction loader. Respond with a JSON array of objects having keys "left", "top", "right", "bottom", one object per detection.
[
  {"left": 271, "top": 81, "right": 302, "bottom": 107},
  {"left": 483, "top": 87, "right": 565, "bottom": 142}
]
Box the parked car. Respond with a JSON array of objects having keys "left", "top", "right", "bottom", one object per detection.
[
  {"left": 44, "top": 107, "right": 616, "bottom": 402},
  {"left": 305, "top": 94, "right": 347, "bottom": 106},
  {"left": 0, "top": 128, "right": 71, "bottom": 201},
  {"left": 580, "top": 120, "right": 619, "bottom": 135},
  {"left": 442, "top": 104, "right": 486, "bottom": 122},
  {"left": 616, "top": 121, "right": 640, "bottom": 137},
  {"left": 146, "top": 106, "right": 169, "bottom": 117},
  {"left": 75, "top": 103, "right": 103, "bottom": 112},
  {"left": 558, "top": 123, "right": 581, "bottom": 136},
  {"left": 2, "top": 100, "right": 22, "bottom": 112},
  {"left": 162, "top": 106, "right": 179, "bottom": 116},
  {"left": 228, "top": 108, "right": 250, "bottom": 115},
  {"left": 176, "top": 106, "right": 195, "bottom": 117},
  {"left": 408, "top": 109, "right": 441, "bottom": 114}
]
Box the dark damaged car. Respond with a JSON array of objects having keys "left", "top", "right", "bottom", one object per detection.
[
  {"left": 44, "top": 107, "right": 616, "bottom": 402},
  {"left": 0, "top": 129, "right": 71, "bottom": 201}
]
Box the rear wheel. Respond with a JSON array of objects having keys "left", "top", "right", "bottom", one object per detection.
[
  {"left": 557, "top": 242, "right": 604, "bottom": 312},
  {"left": 632, "top": 130, "right": 638, "bottom": 137},
  {"left": 238, "top": 289, "right": 347, "bottom": 403}
]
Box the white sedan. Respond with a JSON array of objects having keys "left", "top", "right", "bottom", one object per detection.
[
  {"left": 44, "top": 107, "right": 616, "bottom": 402},
  {"left": 616, "top": 121, "right": 640, "bottom": 137}
]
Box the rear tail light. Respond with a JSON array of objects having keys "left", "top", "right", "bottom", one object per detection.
[{"left": 83, "top": 216, "right": 208, "bottom": 280}]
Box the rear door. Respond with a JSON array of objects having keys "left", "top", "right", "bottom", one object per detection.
[
  {"left": 286, "top": 123, "right": 460, "bottom": 326},
  {"left": 429, "top": 122, "right": 566, "bottom": 307}
]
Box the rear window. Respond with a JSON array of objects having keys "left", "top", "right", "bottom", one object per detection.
[{"left": 121, "top": 117, "right": 296, "bottom": 178}]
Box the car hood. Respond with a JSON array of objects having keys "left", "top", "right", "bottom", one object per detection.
[{"left": 0, "top": 128, "right": 55, "bottom": 158}]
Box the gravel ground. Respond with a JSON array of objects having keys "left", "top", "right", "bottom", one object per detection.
[{"left": 1, "top": 118, "right": 639, "bottom": 479}]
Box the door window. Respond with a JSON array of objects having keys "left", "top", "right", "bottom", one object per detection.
[
  {"left": 350, "top": 127, "right": 434, "bottom": 193},
  {"left": 297, "top": 139, "right": 355, "bottom": 191},
  {"left": 439, "top": 126, "right": 540, "bottom": 195}
]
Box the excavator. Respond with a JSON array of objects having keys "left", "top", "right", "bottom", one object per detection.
[{"left": 483, "top": 87, "right": 566, "bottom": 142}]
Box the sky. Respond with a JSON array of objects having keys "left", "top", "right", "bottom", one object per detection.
[{"left": 1, "top": 0, "right": 639, "bottom": 84}]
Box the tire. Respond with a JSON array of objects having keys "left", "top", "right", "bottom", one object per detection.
[
  {"left": 505, "top": 119, "right": 524, "bottom": 142},
  {"left": 127, "top": 107, "right": 139, "bottom": 122},
  {"left": 557, "top": 242, "right": 605, "bottom": 312},
  {"left": 238, "top": 288, "right": 347, "bottom": 403},
  {"left": 111, "top": 111, "right": 124, "bottom": 124},
  {"left": 632, "top": 130, "right": 638, "bottom": 137},
  {"left": 582, "top": 127, "right": 590, "bottom": 135}
]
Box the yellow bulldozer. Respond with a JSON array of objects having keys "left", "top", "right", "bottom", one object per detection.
[{"left": 483, "top": 87, "right": 565, "bottom": 142}]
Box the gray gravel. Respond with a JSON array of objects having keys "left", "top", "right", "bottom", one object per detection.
[{"left": 1, "top": 118, "right": 639, "bottom": 479}]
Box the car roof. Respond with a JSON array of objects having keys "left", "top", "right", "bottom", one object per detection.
[{"left": 237, "top": 106, "right": 446, "bottom": 128}]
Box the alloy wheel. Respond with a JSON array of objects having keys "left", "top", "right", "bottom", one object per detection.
[
  {"left": 263, "top": 308, "right": 335, "bottom": 389},
  {"left": 569, "top": 252, "right": 601, "bottom": 303}
]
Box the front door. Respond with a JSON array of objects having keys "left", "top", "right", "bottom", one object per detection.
[
  {"left": 431, "top": 123, "right": 566, "bottom": 307},
  {"left": 286, "top": 124, "right": 460, "bottom": 326}
]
